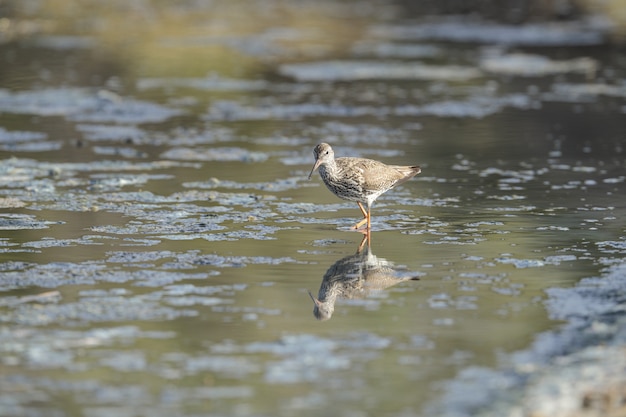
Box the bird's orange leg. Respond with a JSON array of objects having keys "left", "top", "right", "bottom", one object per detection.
[{"left": 352, "top": 202, "right": 369, "bottom": 230}]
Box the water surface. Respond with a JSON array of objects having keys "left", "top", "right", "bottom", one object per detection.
[{"left": 0, "top": 2, "right": 625, "bottom": 416}]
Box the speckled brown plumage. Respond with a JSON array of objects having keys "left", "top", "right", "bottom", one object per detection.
[{"left": 308, "top": 143, "right": 421, "bottom": 230}]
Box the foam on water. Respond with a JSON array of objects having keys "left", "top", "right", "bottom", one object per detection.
[{"left": 428, "top": 258, "right": 626, "bottom": 417}]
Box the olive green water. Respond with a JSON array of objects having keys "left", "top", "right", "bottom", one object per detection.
[{"left": 0, "top": 1, "right": 625, "bottom": 416}]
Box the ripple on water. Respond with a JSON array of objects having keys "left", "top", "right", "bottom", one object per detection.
[
  {"left": 351, "top": 41, "right": 442, "bottom": 58},
  {"left": 279, "top": 60, "right": 482, "bottom": 82},
  {"left": 480, "top": 52, "right": 597, "bottom": 77},
  {"left": 33, "top": 35, "right": 96, "bottom": 50},
  {"left": 206, "top": 93, "right": 533, "bottom": 121},
  {"left": 137, "top": 74, "right": 268, "bottom": 91},
  {"left": 369, "top": 17, "right": 608, "bottom": 46},
  {"left": 160, "top": 147, "right": 269, "bottom": 162},
  {"left": 22, "top": 236, "right": 107, "bottom": 249},
  {"left": 0, "top": 260, "right": 215, "bottom": 291},
  {"left": 596, "top": 239, "right": 626, "bottom": 254},
  {"left": 546, "top": 82, "right": 626, "bottom": 101},
  {"left": 76, "top": 124, "right": 147, "bottom": 142},
  {"left": 0, "top": 325, "right": 175, "bottom": 369},
  {"left": 183, "top": 176, "right": 303, "bottom": 192},
  {"left": 0, "top": 297, "right": 198, "bottom": 326},
  {"left": 243, "top": 333, "right": 390, "bottom": 384},
  {"left": 0, "top": 158, "right": 200, "bottom": 191},
  {"left": 0, "top": 214, "right": 62, "bottom": 231},
  {"left": 0, "top": 126, "right": 54, "bottom": 152},
  {"left": 496, "top": 256, "right": 545, "bottom": 268},
  {"left": 0, "top": 88, "right": 183, "bottom": 123}
]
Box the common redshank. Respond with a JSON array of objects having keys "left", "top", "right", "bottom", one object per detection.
[{"left": 308, "top": 143, "right": 421, "bottom": 230}]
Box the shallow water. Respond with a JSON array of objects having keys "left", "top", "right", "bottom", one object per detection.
[{"left": 0, "top": 1, "right": 625, "bottom": 416}]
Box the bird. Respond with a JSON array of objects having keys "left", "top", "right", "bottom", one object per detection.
[{"left": 308, "top": 143, "right": 421, "bottom": 231}]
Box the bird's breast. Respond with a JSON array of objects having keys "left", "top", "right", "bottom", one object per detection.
[{"left": 319, "top": 165, "right": 367, "bottom": 203}]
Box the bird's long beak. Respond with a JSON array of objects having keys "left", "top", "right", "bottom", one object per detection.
[
  {"left": 307, "top": 159, "right": 321, "bottom": 180},
  {"left": 307, "top": 290, "right": 322, "bottom": 306}
]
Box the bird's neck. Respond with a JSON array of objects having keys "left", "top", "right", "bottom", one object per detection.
[{"left": 319, "top": 160, "right": 338, "bottom": 180}]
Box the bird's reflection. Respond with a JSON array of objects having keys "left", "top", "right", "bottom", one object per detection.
[{"left": 308, "top": 235, "right": 420, "bottom": 320}]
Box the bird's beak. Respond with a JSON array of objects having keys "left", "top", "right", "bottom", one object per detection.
[
  {"left": 307, "top": 159, "right": 321, "bottom": 180},
  {"left": 307, "top": 290, "right": 322, "bottom": 307}
]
